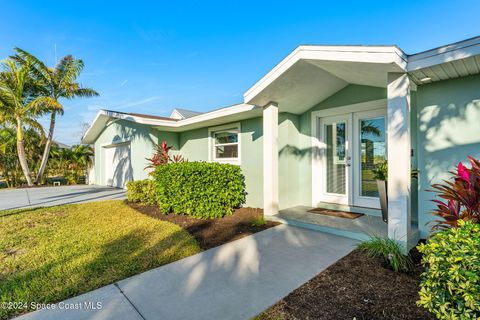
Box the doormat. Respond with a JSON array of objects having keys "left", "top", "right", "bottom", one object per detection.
[{"left": 307, "top": 208, "right": 364, "bottom": 219}]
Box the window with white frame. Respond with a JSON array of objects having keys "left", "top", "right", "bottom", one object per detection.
[{"left": 209, "top": 123, "right": 240, "bottom": 164}]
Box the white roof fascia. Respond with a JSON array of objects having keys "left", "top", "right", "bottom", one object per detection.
[
  {"left": 82, "top": 104, "right": 258, "bottom": 144},
  {"left": 407, "top": 36, "right": 480, "bottom": 71}
]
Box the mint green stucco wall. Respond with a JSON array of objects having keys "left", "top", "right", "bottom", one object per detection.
[
  {"left": 178, "top": 128, "right": 209, "bottom": 161},
  {"left": 416, "top": 74, "right": 480, "bottom": 238},
  {"left": 278, "top": 113, "right": 302, "bottom": 209}
]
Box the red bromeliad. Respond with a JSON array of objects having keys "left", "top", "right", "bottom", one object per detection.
[{"left": 430, "top": 156, "right": 480, "bottom": 231}]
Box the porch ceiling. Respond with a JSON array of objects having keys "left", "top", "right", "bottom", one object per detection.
[{"left": 244, "top": 45, "right": 407, "bottom": 114}]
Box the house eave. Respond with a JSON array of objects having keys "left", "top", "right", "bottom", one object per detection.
[{"left": 81, "top": 104, "right": 259, "bottom": 144}]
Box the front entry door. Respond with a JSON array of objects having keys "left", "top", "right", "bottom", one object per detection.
[
  {"left": 318, "top": 109, "right": 386, "bottom": 209},
  {"left": 319, "top": 114, "right": 352, "bottom": 205}
]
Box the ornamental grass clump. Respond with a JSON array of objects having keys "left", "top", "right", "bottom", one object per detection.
[
  {"left": 417, "top": 221, "right": 480, "bottom": 319},
  {"left": 430, "top": 156, "right": 480, "bottom": 231},
  {"left": 358, "top": 236, "right": 413, "bottom": 272}
]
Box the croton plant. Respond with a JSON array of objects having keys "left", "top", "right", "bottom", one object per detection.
[
  {"left": 144, "top": 140, "right": 185, "bottom": 175},
  {"left": 430, "top": 156, "right": 480, "bottom": 231}
]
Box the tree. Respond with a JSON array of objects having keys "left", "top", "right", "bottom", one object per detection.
[
  {"left": 13, "top": 48, "right": 99, "bottom": 185},
  {"left": 0, "top": 59, "right": 50, "bottom": 186}
]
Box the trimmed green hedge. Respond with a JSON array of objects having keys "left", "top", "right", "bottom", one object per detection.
[
  {"left": 417, "top": 221, "right": 480, "bottom": 319},
  {"left": 153, "top": 162, "right": 246, "bottom": 218},
  {"left": 126, "top": 179, "right": 157, "bottom": 205}
]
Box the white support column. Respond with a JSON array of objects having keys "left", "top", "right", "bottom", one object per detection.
[
  {"left": 263, "top": 102, "right": 279, "bottom": 216},
  {"left": 387, "top": 73, "right": 411, "bottom": 249}
]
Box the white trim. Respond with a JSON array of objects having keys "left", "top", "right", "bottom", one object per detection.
[
  {"left": 208, "top": 122, "right": 241, "bottom": 165},
  {"left": 311, "top": 99, "right": 387, "bottom": 208},
  {"left": 352, "top": 109, "right": 387, "bottom": 209}
]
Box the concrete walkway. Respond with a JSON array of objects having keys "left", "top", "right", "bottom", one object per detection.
[
  {"left": 0, "top": 185, "right": 126, "bottom": 211},
  {"left": 16, "top": 225, "right": 357, "bottom": 320}
]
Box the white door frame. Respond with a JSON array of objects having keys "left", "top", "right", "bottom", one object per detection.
[
  {"left": 352, "top": 108, "right": 387, "bottom": 209},
  {"left": 311, "top": 99, "right": 386, "bottom": 208}
]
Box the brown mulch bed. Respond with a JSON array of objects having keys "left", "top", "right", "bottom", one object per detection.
[
  {"left": 258, "top": 248, "right": 433, "bottom": 320},
  {"left": 127, "top": 202, "right": 279, "bottom": 250}
]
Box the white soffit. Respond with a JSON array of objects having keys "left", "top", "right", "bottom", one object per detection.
[
  {"left": 246, "top": 60, "right": 348, "bottom": 114},
  {"left": 244, "top": 45, "right": 407, "bottom": 111},
  {"left": 407, "top": 36, "right": 480, "bottom": 84}
]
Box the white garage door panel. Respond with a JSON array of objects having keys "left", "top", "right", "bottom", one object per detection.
[{"left": 104, "top": 143, "right": 133, "bottom": 188}]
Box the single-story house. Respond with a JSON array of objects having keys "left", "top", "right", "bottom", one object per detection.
[{"left": 82, "top": 36, "right": 480, "bottom": 248}]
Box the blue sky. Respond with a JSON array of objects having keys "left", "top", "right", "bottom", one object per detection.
[{"left": 1, "top": 1, "right": 479, "bottom": 145}]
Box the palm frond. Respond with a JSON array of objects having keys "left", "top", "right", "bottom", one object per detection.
[
  {"left": 27, "top": 96, "right": 62, "bottom": 113},
  {"left": 13, "top": 48, "right": 50, "bottom": 84},
  {"left": 73, "top": 87, "right": 99, "bottom": 98}
]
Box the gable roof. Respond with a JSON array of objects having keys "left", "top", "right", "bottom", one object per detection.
[{"left": 170, "top": 108, "right": 204, "bottom": 120}]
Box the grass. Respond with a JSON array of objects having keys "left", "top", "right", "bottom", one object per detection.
[
  {"left": 251, "top": 216, "right": 267, "bottom": 227},
  {"left": 0, "top": 200, "right": 201, "bottom": 319}
]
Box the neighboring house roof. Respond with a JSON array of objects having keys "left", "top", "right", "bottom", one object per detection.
[
  {"left": 103, "top": 110, "right": 178, "bottom": 121},
  {"left": 82, "top": 36, "right": 480, "bottom": 144},
  {"left": 53, "top": 140, "right": 70, "bottom": 149},
  {"left": 169, "top": 108, "right": 204, "bottom": 120}
]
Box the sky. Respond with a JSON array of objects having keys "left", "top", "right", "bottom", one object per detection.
[{"left": 1, "top": 0, "right": 479, "bottom": 145}]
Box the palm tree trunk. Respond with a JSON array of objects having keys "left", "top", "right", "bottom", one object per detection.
[
  {"left": 16, "top": 117, "right": 33, "bottom": 186},
  {"left": 35, "top": 111, "right": 56, "bottom": 184}
]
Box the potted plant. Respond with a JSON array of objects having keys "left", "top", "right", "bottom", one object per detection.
[
  {"left": 372, "top": 162, "right": 388, "bottom": 223},
  {"left": 372, "top": 161, "right": 419, "bottom": 223}
]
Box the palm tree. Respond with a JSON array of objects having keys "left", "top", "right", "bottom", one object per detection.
[
  {"left": 0, "top": 59, "right": 51, "bottom": 186},
  {"left": 13, "top": 48, "right": 99, "bottom": 185}
]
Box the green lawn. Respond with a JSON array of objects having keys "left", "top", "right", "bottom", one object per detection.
[{"left": 0, "top": 200, "right": 201, "bottom": 319}]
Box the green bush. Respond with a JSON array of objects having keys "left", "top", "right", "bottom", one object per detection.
[
  {"left": 126, "top": 179, "right": 157, "bottom": 205},
  {"left": 153, "top": 162, "right": 246, "bottom": 218},
  {"left": 417, "top": 221, "right": 480, "bottom": 319},
  {"left": 358, "top": 235, "right": 413, "bottom": 272}
]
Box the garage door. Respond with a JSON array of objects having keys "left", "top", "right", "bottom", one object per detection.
[{"left": 104, "top": 143, "right": 132, "bottom": 188}]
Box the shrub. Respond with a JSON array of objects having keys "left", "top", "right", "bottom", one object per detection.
[
  {"left": 153, "top": 162, "right": 246, "bottom": 218},
  {"left": 430, "top": 156, "right": 480, "bottom": 231},
  {"left": 126, "top": 179, "right": 157, "bottom": 205},
  {"left": 417, "top": 221, "right": 480, "bottom": 319},
  {"left": 358, "top": 236, "right": 413, "bottom": 272}
]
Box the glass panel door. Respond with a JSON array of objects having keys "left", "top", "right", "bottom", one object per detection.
[
  {"left": 326, "top": 122, "right": 346, "bottom": 194},
  {"left": 353, "top": 109, "right": 386, "bottom": 208},
  {"left": 320, "top": 115, "right": 351, "bottom": 205}
]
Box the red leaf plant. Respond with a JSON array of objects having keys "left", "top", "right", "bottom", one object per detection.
[
  {"left": 430, "top": 156, "right": 480, "bottom": 231},
  {"left": 144, "top": 140, "right": 185, "bottom": 174}
]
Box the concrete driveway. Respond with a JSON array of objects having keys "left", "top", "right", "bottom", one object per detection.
[
  {"left": 15, "top": 225, "right": 357, "bottom": 320},
  {"left": 0, "top": 185, "right": 126, "bottom": 211}
]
